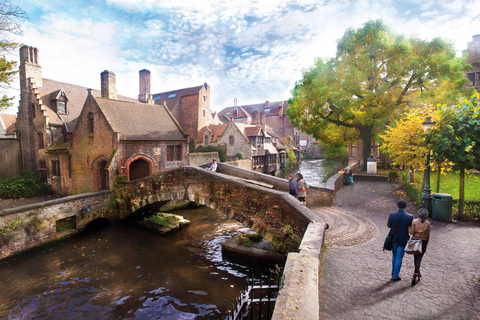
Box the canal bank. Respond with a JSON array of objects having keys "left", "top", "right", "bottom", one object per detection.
[
  {"left": 1, "top": 164, "right": 336, "bottom": 319},
  {"left": 0, "top": 205, "right": 276, "bottom": 319}
]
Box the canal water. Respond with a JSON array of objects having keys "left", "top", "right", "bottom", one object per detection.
[
  {"left": 279, "top": 159, "right": 328, "bottom": 188},
  {"left": 0, "top": 206, "right": 274, "bottom": 319}
]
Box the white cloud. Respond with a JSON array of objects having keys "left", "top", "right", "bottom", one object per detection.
[{"left": 2, "top": 0, "right": 479, "bottom": 115}]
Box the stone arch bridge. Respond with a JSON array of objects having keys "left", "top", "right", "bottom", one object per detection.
[{"left": 0, "top": 164, "right": 328, "bottom": 260}]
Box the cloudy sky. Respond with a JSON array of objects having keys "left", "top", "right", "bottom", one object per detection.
[{"left": 4, "top": 0, "right": 480, "bottom": 114}]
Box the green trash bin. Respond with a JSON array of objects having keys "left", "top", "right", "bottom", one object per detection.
[{"left": 432, "top": 193, "right": 453, "bottom": 221}]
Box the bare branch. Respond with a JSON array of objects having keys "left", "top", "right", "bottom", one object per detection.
[{"left": 0, "top": 0, "right": 27, "bottom": 36}]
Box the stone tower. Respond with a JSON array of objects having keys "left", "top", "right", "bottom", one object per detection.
[{"left": 17, "top": 46, "right": 44, "bottom": 171}]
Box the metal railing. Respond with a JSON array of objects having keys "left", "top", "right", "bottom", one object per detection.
[{"left": 226, "top": 274, "right": 280, "bottom": 320}]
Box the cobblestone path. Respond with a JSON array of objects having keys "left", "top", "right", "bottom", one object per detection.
[{"left": 315, "top": 181, "right": 480, "bottom": 320}]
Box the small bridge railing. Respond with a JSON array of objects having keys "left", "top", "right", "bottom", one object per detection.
[{"left": 227, "top": 274, "right": 280, "bottom": 320}]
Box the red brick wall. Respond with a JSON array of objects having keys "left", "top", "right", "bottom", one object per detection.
[
  {"left": 71, "top": 96, "right": 117, "bottom": 194},
  {"left": 179, "top": 94, "right": 200, "bottom": 139},
  {"left": 0, "top": 139, "right": 21, "bottom": 178}
]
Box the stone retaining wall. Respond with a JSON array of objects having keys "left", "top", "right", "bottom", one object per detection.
[{"left": 0, "top": 191, "right": 111, "bottom": 260}]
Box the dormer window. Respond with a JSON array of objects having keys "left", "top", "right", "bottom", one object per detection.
[{"left": 50, "top": 89, "right": 69, "bottom": 115}]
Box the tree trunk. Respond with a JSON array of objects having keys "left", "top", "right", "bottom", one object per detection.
[
  {"left": 359, "top": 126, "right": 373, "bottom": 172},
  {"left": 436, "top": 169, "right": 441, "bottom": 193},
  {"left": 459, "top": 165, "right": 465, "bottom": 219}
]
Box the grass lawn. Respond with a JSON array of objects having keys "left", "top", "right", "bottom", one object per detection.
[{"left": 411, "top": 171, "right": 480, "bottom": 200}]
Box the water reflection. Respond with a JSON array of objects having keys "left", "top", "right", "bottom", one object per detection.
[
  {"left": 279, "top": 159, "right": 327, "bottom": 188},
  {"left": 0, "top": 206, "right": 274, "bottom": 319}
]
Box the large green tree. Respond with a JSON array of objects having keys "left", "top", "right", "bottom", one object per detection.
[
  {"left": 287, "top": 20, "right": 471, "bottom": 170},
  {"left": 430, "top": 93, "right": 480, "bottom": 218},
  {"left": 0, "top": 0, "right": 26, "bottom": 110}
]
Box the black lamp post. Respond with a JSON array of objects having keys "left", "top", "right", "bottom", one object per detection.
[{"left": 422, "top": 117, "right": 435, "bottom": 216}]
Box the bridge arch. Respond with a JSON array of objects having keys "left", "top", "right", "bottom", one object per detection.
[
  {"left": 83, "top": 217, "right": 110, "bottom": 233},
  {"left": 125, "top": 154, "right": 154, "bottom": 181}
]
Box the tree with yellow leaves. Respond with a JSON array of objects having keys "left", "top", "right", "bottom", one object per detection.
[{"left": 380, "top": 107, "right": 431, "bottom": 182}]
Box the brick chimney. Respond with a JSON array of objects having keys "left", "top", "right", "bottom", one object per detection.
[
  {"left": 138, "top": 69, "right": 153, "bottom": 104},
  {"left": 101, "top": 70, "right": 117, "bottom": 100},
  {"left": 19, "top": 46, "right": 42, "bottom": 88}
]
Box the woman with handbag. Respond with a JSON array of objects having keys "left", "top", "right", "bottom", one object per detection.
[
  {"left": 409, "top": 208, "right": 431, "bottom": 285},
  {"left": 296, "top": 173, "right": 308, "bottom": 205}
]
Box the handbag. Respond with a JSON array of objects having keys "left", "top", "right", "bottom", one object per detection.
[
  {"left": 383, "top": 232, "right": 394, "bottom": 251},
  {"left": 405, "top": 226, "right": 425, "bottom": 255},
  {"left": 383, "top": 212, "right": 406, "bottom": 251},
  {"left": 404, "top": 239, "right": 422, "bottom": 254}
]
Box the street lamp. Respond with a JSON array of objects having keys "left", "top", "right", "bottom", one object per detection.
[{"left": 422, "top": 117, "right": 435, "bottom": 216}]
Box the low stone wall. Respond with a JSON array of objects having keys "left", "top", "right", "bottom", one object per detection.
[
  {"left": 224, "top": 159, "right": 251, "bottom": 170},
  {"left": 0, "top": 191, "right": 111, "bottom": 260},
  {"left": 218, "top": 163, "right": 335, "bottom": 206},
  {"left": 272, "top": 221, "right": 326, "bottom": 320},
  {"left": 188, "top": 152, "right": 219, "bottom": 166}
]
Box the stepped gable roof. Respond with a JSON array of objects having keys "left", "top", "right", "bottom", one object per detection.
[
  {"left": 95, "top": 97, "right": 187, "bottom": 141},
  {"left": 197, "top": 123, "right": 228, "bottom": 143},
  {"left": 152, "top": 84, "right": 205, "bottom": 112},
  {"left": 38, "top": 79, "right": 136, "bottom": 133},
  {"left": 0, "top": 113, "right": 17, "bottom": 135}
]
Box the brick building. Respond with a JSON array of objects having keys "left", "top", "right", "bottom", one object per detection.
[
  {"left": 141, "top": 74, "right": 214, "bottom": 141},
  {"left": 464, "top": 34, "right": 480, "bottom": 92},
  {"left": 70, "top": 82, "right": 188, "bottom": 194},
  {"left": 197, "top": 119, "right": 283, "bottom": 175},
  {"left": 16, "top": 46, "right": 188, "bottom": 195}
]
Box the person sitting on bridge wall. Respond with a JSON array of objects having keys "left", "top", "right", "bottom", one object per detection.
[{"left": 208, "top": 159, "right": 217, "bottom": 172}]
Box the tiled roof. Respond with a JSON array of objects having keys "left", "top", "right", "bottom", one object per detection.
[
  {"left": 197, "top": 124, "right": 228, "bottom": 143},
  {"left": 95, "top": 97, "right": 187, "bottom": 141},
  {"left": 264, "top": 143, "right": 279, "bottom": 154},
  {"left": 0, "top": 113, "right": 16, "bottom": 135},
  {"left": 244, "top": 126, "right": 262, "bottom": 137},
  {"left": 38, "top": 78, "right": 137, "bottom": 133},
  {"left": 227, "top": 101, "right": 289, "bottom": 116},
  {"left": 217, "top": 106, "right": 252, "bottom": 119},
  {"left": 217, "top": 114, "right": 230, "bottom": 124},
  {"left": 152, "top": 84, "right": 205, "bottom": 112}
]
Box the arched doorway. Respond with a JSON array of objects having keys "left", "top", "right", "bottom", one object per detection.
[
  {"left": 99, "top": 160, "right": 108, "bottom": 190},
  {"left": 129, "top": 159, "right": 150, "bottom": 181}
]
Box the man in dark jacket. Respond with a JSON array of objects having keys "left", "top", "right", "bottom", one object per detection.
[
  {"left": 288, "top": 174, "right": 299, "bottom": 199},
  {"left": 387, "top": 200, "right": 413, "bottom": 281}
]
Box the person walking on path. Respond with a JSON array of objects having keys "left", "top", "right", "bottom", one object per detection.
[
  {"left": 387, "top": 200, "right": 413, "bottom": 281},
  {"left": 409, "top": 208, "right": 431, "bottom": 285},
  {"left": 288, "top": 174, "right": 299, "bottom": 199},
  {"left": 208, "top": 159, "right": 217, "bottom": 172},
  {"left": 296, "top": 173, "right": 307, "bottom": 205}
]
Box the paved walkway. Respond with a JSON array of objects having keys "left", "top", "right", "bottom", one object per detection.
[{"left": 312, "top": 181, "right": 480, "bottom": 320}]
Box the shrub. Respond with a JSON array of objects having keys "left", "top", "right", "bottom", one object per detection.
[
  {"left": 195, "top": 145, "right": 226, "bottom": 162},
  {"left": 388, "top": 171, "right": 400, "bottom": 181},
  {"left": 247, "top": 233, "right": 262, "bottom": 241},
  {"left": 0, "top": 171, "right": 47, "bottom": 199},
  {"left": 147, "top": 213, "right": 175, "bottom": 226},
  {"left": 236, "top": 234, "right": 252, "bottom": 247},
  {"left": 235, "top": 152, "right": 244, "bottom": 160}
]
